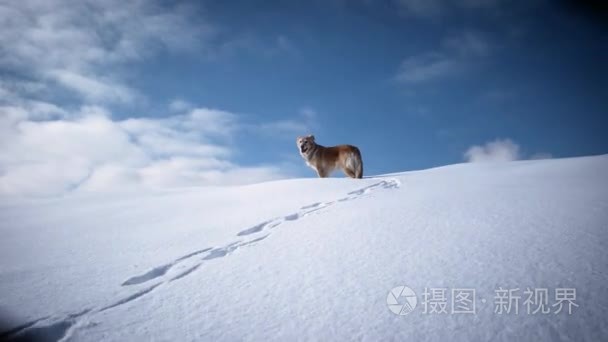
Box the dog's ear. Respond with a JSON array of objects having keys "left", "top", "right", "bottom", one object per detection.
[{"left": 307, "top": 134, "right": 315, "bottom": 141}]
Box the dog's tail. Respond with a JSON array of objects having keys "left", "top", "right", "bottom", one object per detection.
[{"left": 351, "top": 147, "right": 363, "bottom": 179}]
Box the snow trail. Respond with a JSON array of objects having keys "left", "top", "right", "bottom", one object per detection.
[{"left": 1, "top": 178, "right": 400, "bottom": 341}]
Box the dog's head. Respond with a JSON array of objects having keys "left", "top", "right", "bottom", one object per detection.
[{"left": 296, "top": 134, "right": 315, "bottom": 155}]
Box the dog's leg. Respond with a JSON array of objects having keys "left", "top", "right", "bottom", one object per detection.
[
  {"left": 316, "top": 168, "right": 329, "bottom": 178},
  {"left": 355, "top": 161, "right": 363, "bottom": 179},
  {"left": 343, "top": 168, "right": 356, "bottom": 178}
]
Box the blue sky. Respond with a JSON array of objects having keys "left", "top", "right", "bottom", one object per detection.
[{"left": 0, "top": 0, "right": 606, "bottom": 195}]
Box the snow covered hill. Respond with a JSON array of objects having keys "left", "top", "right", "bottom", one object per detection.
[{"left": 1, "top": 155, "right": 607, "bottom": 341}]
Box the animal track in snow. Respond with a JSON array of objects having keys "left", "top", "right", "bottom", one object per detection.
[
  {"left": 237, "top": 178, "right": 400, "bottom": 237},
  {"left": 121, "top": 178, "right": 398, "bottom": 291},
  {"left": 7, "top": 320, "right": 75, "bottom": 342},
  {"left": 236, "top": 221, "right": 271, "bottom": 236},
  {"left": 0, "top": 317, "right": 49, "bottom": 341},
  {"left": 100, "top": 284, "right": 161, "bottom": 312},
  {"left": 301, "top": 202, "right": 322, "bottom": 209},
  {"left": 120, "top": 247, "right": 213, "bottom": 286},
  {"left": 121, "top": 264, "right": 172, "bottom": 286},
  {"left": 1, "top": 310, "right": 90, "bottom": 342},
  {"left": 1, "top": 178, "right": 399, "bottom": 342},
  {"left": 170, "top": 264, "right": 201, "bottom": 282}
]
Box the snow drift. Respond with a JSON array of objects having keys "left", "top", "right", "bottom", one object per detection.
[{"left": 1, "top": 155, "right": 607, "bottom": 341}]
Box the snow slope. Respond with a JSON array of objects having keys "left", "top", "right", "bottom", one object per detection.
[{"left": 1, "top": 155, "right": 607, "bottom": 341}]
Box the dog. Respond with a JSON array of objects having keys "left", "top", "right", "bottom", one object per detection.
[{"left": 297, "top": 135, "right": 363, "bottom": 178}]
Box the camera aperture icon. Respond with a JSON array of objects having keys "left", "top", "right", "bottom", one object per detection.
[{"left": 387, "top": 285, "right": 417, "bottom": 315}]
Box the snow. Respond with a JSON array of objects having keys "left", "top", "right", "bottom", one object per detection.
[{"left": 1, "top": 155, "right": 607, "bottom": 341}]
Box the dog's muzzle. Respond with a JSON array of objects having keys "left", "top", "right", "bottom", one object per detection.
[{"left": 300, "top": 144, "right": 308, "bottom": 153}]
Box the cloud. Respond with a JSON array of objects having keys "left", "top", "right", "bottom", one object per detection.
[
  {"left": 274, "top": 35, "right": 299, "bottom": 56},
  {"left": 441, "top": 31, "right": 490, "bottom": 57},
  {"left": 245, "top": 107, "right": 318, "bottom": 138},
  {"left": 464, "top": 139, "right": 553, "bottom": 163},
  {"left": 0, "top": 1, "right": 306, "bottom": 197},
  {"left": 299, "top": 107, "right": 317, "bottom": 121},
  {"left": 458, "top": 0, "right": 503, "bottom": 9},
  {"left": 210, "top": 32, "right": 299, "bottom": 61},
  {"left": 169, "top": 99, "right": 194, "bottom": 113},
  {"left": 396, "top": 52, "right": 457, "bottom": 83},
  {"left": 0, "top": 105, "right": 292, "bottom": 196},
  {"left": 0, "top": 0, "right": 213, "bottom": 105},
  {"left": 395, "top": 0, "right": 502, "bottom": 17},
  {"left": 47, "top": 69, "right": 137, "bottom": 104},
  {"left": 396, "top": 31, "right": 490, "bottom": 83},
  {"left": 464, "top": 138, "right": 521, "bottom": 162},
  {"left": 395, "top": 0, "right": 444, "bottom": 17}
]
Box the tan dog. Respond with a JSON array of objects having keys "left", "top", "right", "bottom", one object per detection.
[{"left": 297, "top": 135, "right": 363, "bottom": 178}]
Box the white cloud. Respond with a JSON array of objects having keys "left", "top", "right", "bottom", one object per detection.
[
  {"left": 169, "top": 99, "right": 194, "bottom": 113},
  {"left": 186, "top": 109, "right": 238, "bottom": 137},
  {"left": 458, "top": 0, "right": 502, "bottom": 9},
  {"left": 396, "top": 52, "right": 457, "bottom": 83},
  {"left": 0, "top": 0, "right": 213, "bottom": 105},
  {"left": 464, "top": 139, "right": 554, "bottom": 163},
  {"left": 464, "top": 138, "right": 520, "bottom": 162},
  {"left": 299, "top": 107, "right": 317, "bottom": 121},
  {"left": 207, "top": 32, "right": 299, "bottom": 61},
  {"left": 0, "top": 106, "right": 292, "bottom": 196},
  {"left": 255, "top": 120, "right": 308, "bottom": 136},
  {"left": 396, "top": 31, "right": 490, "bottom": 83},
  {"left": 274, "top": 35, "right": 299, "bottom": 56},
  {"left": 0, "top": 1, "right": 304, "bottom": 197},
  {"left": 395, "top": 0, "right": 443, "bottom": 17},
  {"left": 47, "top": 69, "right": 137, "bottom": 104},
  {"left": 246, "top": 107, "right": 318, "bottom": 138},
  {"left": 441, "top": 31, "right": 490, "bottom": 57},
  {"left": 395, "top": 0, "right": 502, "bottom": 17}
]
